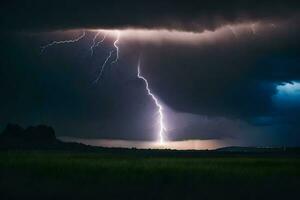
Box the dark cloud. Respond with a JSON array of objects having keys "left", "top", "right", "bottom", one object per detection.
[
  {"left": 1, "top": 0, "right": 300, "bottom": 32},
  {"left": 135, "top": 20, "right": 300, "bottom": 145},
  {"left": 139, "top": 21, "right": 300, "bottom": 118},
  {"left": 1, "top": 1, "right": 300, "bottom": 146}
]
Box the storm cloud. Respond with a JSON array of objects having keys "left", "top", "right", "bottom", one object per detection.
[
  {"left": 1, "top": 0, "right": 300, "bottom": 146},
  {"left": 1, "top": 0, "right": 300, "bottom": 32}
]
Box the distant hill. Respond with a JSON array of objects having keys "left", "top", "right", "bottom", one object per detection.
[{"left": 216, "top": 146, "right": 300, "bottom": 153}]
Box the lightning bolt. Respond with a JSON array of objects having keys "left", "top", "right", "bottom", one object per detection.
[
  {"left": 90, "top": 32, "right": 101, "bottom": 56},
  {"left": 41, "top": 31, "right": 86, "bottom": 53},
  {"left": 41, "top": 30, "right": 119, "bottom": 84},
  {"left": 111, "top": 31, "right": 120, "bottom": 64},
  {"left": 41, "top": 30, "right": 167, "bottom": 144},
  {"left": 90, "top": 32, "right": 108, "bottom": 56},
  {"left": 137, "top": 59, "right": 165, "bottom": 144},
  {"left": 94, "top": 50, "right": 114, "bottom": 84},
  {"left": 94, "top": 33, "right": 107, "bottom": 48},
  {"left": 92, "top": 31, "right": 120, "bottom": 83}
]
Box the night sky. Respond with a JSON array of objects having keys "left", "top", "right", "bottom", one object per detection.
[{"left": 1, "top": 0, "right": 300, "bottom": 148}]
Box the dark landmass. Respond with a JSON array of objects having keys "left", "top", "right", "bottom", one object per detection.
[
  {"left": 1, "top": 124, "right": 300, "bottom": 200},
  {"left": 1, "top": 150, "right": 300, "bottom": 200},
  {"left": 216, "top": 146, "right": 300, "bottom": 153}
]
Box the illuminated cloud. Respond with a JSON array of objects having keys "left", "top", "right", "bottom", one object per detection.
[
  {"left": 276, "top": 82, "right": 300, "bottom": 96},
  {"left": 1, "top": 0, "right": 299, "bottom": 32},
  {"left": 274, "top": 81, "right": 300, "bottom": 107},
  {"left": 95, "top": 21, "right": 278, "bottom": 44},
  {"left": 1, "top": 0, "right": 300, "bottom": 147}
]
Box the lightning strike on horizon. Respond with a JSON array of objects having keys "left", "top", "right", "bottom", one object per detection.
[
  {"left": 41, "top": 30, "right": 165, "bottom": 143},
  {"left": 41, "top": 31, "right": 86, "bottom": 53},
  {"left": 40, "top": 22, "right": 280, "bottom": 144},
  {"left": 94, "top": 50, "right": 114, "bottom": 84},
  {"left": 137, "top": 59, "right": 166, "bottom": 144}
]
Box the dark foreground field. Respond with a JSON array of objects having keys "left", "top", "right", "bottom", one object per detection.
[{"left": 1, "top": 151, "right": 300, "bottom": 200}]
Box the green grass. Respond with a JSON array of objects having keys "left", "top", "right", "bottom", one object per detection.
[{"left": 0, "top": 151, "right": 300, "bottom": 200}]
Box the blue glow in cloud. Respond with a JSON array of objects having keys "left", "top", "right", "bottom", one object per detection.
[{"left": 274, "top": 81, "right": 300, "bottom": 108}]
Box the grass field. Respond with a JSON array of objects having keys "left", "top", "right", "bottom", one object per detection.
[{"left": 0, "top": 151, "right": 300, "bottom": 200}]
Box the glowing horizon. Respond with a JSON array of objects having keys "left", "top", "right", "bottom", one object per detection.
[{"left": 59, "top": 137, "right": 228, "bottom": 150}]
